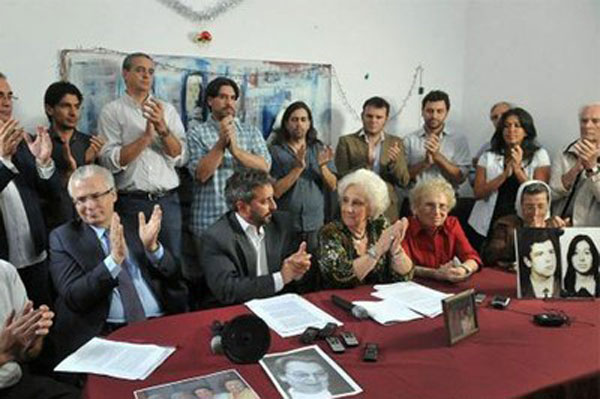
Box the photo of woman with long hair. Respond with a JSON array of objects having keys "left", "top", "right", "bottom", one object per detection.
[{"left": 563, "top": 234, "right": 600, "bottom": 297}]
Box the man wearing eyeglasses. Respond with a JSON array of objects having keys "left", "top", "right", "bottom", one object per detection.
[
  {"left": 0, "top": 73, "right": 61, "bottom": 308},
  {"left": 48, "top": 165, "right": 187, "bottom": 363},
  {"left": 275, "top": 355, "right": 333, "bottom": 399}
]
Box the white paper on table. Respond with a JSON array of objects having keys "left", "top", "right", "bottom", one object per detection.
[
  {"left": 54, "top": 337, "right": 175, "bottom": 380},
  {"left": 246, "top": 293, "right": 343, "bottom": 338},
  {"left": 353, "top": 299, "right": 423, "bottom": 325},
  {"left": 372, "top": 281, "right": 451, "bottom": 318}
]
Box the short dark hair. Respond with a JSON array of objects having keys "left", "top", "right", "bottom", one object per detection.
[
  {"left": 490, "top": 107, "right": 541, "bottom": 164},
  {"left": 422, "top": 90, "right": 450, "bottom": 111},
  {"left": 272, "top": 101, "right": 319, "bottom": 145},
  {"left": 225, "top": 169, "right": 274, "bottom": 210},
  {"left": 0, "top": 72, "right": 6, "bottom": 80},
  {"left": 518, "top": 229, "right": 561, "bottom": 293},
  {"left": 44, "top": 81, "right": 83, "bottom": 121},
  {"left": 362, "top": 96, "right": 390, "bottom": 116},
  {"left": 122, "top": 52, "right": 153, "bottom": 71},
  {"left": 205, "top": 77, "right": 240, "bottom": 106}
]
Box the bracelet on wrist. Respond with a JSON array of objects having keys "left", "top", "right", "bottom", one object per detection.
[
  {"left": 585, "top": 165, "right": 600, "bottom": 176},
  {"left": 367, "top": 246, "right": 378, "bottom": 260},
  {"left": 458, "top": 264, "right": 471, "bottom": 275}
]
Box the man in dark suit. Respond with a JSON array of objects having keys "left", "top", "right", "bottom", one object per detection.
[
  {"left": 0, "top": 73, "right": 61, "bottom": 307},
  {"left": 201, "top": 169, "right": 312, "bottom": 307},
  {"left": 49, "top": 165, "right": 187, "bottom": 362}
]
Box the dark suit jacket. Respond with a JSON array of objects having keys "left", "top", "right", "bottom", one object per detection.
[
  {"left": 0, "top": 142, "right": 61, "bottom": 260},
  {"left": 201, "top": 211, "right": 308, "bottom": 306},
  {"left": 335, "top": 131, "right": 410, "bottom": 222},
  {"left": 49, "top": 219, "right": 188, "bottom": 362}
]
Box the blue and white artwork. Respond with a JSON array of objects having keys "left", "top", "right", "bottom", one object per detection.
[{"left": 60, "top": 49, "right": 332, "bottom": 141}]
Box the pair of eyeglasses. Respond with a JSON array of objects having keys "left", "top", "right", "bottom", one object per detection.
[
  {"left": 73, "top": 187, "right": 113, "bottom": 206},
  {"left": 0, "top": 93, "right": 18, "bottom": 101}
]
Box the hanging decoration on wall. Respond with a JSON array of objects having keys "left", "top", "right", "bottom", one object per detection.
[
  {"left": 195, "top": 30, "right": 213, "bottom": 44},
  {"left": 332, "top": 64, "right": 424, "bottom": 123},
  {"left": 156, "top": 0, "right": 245, "bottom": 23}
]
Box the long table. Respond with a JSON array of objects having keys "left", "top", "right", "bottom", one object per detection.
[{"left": 84, "top": 268, "right": 600, "bottom": 398}]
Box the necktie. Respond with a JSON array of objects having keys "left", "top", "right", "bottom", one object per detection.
[{"left": 102, "top": 231, "right": 146, "bottom": 322}]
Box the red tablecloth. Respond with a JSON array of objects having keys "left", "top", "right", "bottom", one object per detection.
[{"left": 84, "top": 268, "right": 600, "bottom": 399}]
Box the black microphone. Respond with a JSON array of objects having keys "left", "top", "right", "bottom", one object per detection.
[{"left": 331, "top": 295, "right": 369, "bottom": 319}]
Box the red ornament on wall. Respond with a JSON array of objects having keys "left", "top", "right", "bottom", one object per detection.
[{"left": 195, "top": 30, "right": 213, "bottom": 43}]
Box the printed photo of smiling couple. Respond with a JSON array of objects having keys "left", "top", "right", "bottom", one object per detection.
[{"left": 515, "top": 227, "right": 600, "bottom": 299}]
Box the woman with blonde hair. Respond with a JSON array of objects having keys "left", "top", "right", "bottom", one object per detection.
[{"left": 402, "top": 178, "right": 481, "bottom": 283}]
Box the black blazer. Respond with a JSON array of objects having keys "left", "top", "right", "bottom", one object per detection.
[
  {"left": 201, "top": 211, "right": 308, "bottom": 306},
  {"left": 48, "top": 219, "right": 188, "bottom": 362},
  {"left": 0, "top": 142, "right": 61, "bottom": 259}
]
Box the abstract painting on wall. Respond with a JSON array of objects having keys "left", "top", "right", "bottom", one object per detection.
[{"left": 60, "top": 48, "right": 332, "bottom": 141}]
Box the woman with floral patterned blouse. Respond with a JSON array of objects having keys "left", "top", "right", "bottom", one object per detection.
[{"left": 317, "top": 169, "right": 413, "bottom": 289}]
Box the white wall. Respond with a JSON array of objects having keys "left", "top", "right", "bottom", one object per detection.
[
  {"left": 1, "top": 0, "right": 597, "bottom": 156},
  {"left": 463, "top": 0, "right": 600, "bottom": 157},
  {"left": 0, "top": 0, "right": 468, "bottom": 143}
]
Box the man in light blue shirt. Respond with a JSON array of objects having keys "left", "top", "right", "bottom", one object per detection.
[{"left": 48, "top": 165, "right": 187, "bottom": 363}]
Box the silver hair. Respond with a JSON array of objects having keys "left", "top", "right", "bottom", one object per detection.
[
  {"left": 490, "top": 101, "right": 513, "bottom": 114},
  {"left": 67, "top": 165, "right": 115, "bottom": 198},
  {"left": 337, "top": 168, "right": 389, "bottom": 219},
  {"left": 0, "top": 72, "right": 6, "bottom": 80},
  {"left": 579, "top": 102, "right": 600, "bottom": 118},
  {"left": 409, "top": 177, "right": 456, "bottom": 213},
  {"left": 122, "top": 52, "right": 153, "bottom": 71}
]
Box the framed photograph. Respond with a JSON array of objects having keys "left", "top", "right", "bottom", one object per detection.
[
  {"left": 442, "top": 289, "right": 479, "bottom": 346},
  {"left": 133, "top": 369, "right": 258, "bottom": 399},
  {"left": 515, "top": 228, "right": 563, "bottom": 299},
  {"left": 259, "top": 345, "right": 362, "bottom": 399},
  {"left": 558, "top": 227, "right": 600, "bottom": 298}
]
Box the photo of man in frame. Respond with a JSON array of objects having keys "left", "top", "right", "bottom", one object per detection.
[{"left": 516, "top": 228, "right": 562, "bottom": 299}]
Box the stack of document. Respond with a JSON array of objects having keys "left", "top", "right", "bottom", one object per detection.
[
  {"left": 371, "top": 281, "right": 451, "bottom": 318},
  {"left": 352, "top": 299, "right": 423, "bottom": 325},
  {"left": 246, "top": 293, "right": 343, "bottom": 337},
  {"left": 54, "top": 337, "right": 176, "bottom": 380}
]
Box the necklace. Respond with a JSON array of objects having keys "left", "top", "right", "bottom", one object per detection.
[{"left": 351, "top": 230, "right": 366, "bottom": 241}]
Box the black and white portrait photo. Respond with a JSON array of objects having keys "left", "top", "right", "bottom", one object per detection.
[
  {"left": 260, "top": 345, "right": 362, "bottom": 399},
  {"left": 516, "top": 228, "right": 562, "bottom": 299},
  {"left": 560, "top": 228, "right": 600, "bottom": 298}
]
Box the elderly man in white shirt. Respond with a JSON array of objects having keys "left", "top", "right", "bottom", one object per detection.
[{"left": 550, "top": 102, "right": 600, "bottom": 226}]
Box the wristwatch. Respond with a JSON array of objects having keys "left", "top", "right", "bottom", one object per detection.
[
  {"left": 458, "top": 264, "right": 471, "bottom": 275},
  {"left": 585, "top": 165, "right": 600, "bottom": 177}
]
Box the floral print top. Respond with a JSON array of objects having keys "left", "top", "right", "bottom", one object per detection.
[{"left": 317, "top": 216, "right": 413, "bottom": 289}]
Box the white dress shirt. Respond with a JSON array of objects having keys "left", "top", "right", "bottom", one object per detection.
[
  {"left": 98, "top": 93, "right": 187, "bottom": 193},
  {"left": 0, "top": 157, "right": 54, "bottom": 268},
  {"left": 235, "top": 213, "right": 284, "bottom": 292}
]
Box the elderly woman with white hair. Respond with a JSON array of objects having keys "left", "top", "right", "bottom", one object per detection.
[
  {"left": 317, "top": 169, "right": 413, "bottom": 289},
  {"left": 402, "top": 178, "right": 481, "bottom": 283}
]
